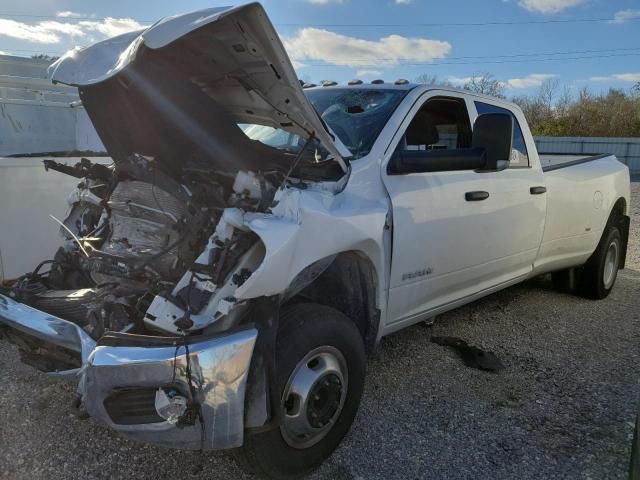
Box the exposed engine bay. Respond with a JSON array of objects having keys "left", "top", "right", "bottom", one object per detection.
[{"left": 1, "top": 154, "right": 296, "bottom": 344}]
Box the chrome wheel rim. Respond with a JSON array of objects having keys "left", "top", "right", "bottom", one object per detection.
[
  {"left": 280, "top": 346, "right": 348, "bottom": 449},
  {"left": 603, "top": 239, "right": 619, "bottom": 290}
]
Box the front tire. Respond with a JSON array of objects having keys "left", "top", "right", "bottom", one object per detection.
[
  {"left": 579, "top": 224, "right": 622, "bottom": 299},
  {"left": 235, "top": 303, "right": 366, "bottom": 479}
]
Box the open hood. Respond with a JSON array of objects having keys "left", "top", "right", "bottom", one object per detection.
[{"left": 48, "top": 3, "right": 348, "bottom": 173}]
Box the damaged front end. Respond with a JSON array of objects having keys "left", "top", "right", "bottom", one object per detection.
[
  {"left": 0, "top": 291, "right": 257, "bottom": 449},
  {"left": 0, "top": 151, "right": 272, "bottom": 448},
  {"left": 0, "top": 2, "right": 351, "bottom": 450}
]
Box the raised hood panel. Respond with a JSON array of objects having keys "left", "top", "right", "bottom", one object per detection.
[{"left": 48, "top": 3, "right": 347, "bottom": 173}]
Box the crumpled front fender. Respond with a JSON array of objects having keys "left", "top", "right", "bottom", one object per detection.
[{"left": 234, "top": 187, "right": 388, "bottom": 302}]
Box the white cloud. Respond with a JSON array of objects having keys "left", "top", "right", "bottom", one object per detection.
[
  {"left": 0, "top": 19, "right": 63, "bottom": 43},
  {"left": 78, "top": 18, "right": 146, "bottom": 38},
  {"left": 284, "top": 28, "right": 451, "bottom": 68},
  {"left": 612, "top": 73, "right": 640, "bottom": 82},
  {"left": 0, "top": 17, "right": 146, "bottom": 44},
  {"left": 590, "top": 73, "right": 640, "bottom": 82},
  {"left": 355, "top": 70, "right": 384, "bottom": 77},
  {"left": 506, "top": 73, "right": 556, "bottom": 88},
  {"left": 395, "top": 0, "right": 413, "bottom": 4},
  {"left": 306, "top": 0, "right": 344, "bottom": 4},
  {"left": 448, "top": 73, "right": 555, "bottom": 90},
  {"left": 56, "top": 11, "right": 94, "bottom": 19},
  {"left": 448, "top": 76, "right": 473, "bottom": 85},
  {"left": 610, "top": 9, "right": 640, "bottom": 24},
  {"left": 291, "top": 60, "right": 307, "bottom": 69},
  {"left": 518, "top": 0, "right": 587, "bottom": 14},
  {"left": 38, "top": 21, "right": 87, "bottom": 37}
]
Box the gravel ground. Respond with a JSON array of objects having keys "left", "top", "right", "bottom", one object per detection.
[{"left": 1, "top": 181, "right": 639, "bottom": 480}]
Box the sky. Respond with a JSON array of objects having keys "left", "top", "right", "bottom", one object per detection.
[{"left": 0, "top": 0, "right": 638, "bottom": 97}]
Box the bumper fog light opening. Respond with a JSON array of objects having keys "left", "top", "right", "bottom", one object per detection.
[{"left": 154, "top": 388, "right": 188, "bottom": 424}]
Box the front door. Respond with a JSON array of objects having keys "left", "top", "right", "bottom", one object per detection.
[{"left": 383, "top": 91, "right": 546, "bottom": 327}]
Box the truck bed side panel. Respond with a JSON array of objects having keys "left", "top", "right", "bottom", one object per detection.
[
  {"left": 533, "top": 155, "right": 630, "bottom": 275},
  {"left": 540, "top": 153, "right": 611, "bottom": 172}
]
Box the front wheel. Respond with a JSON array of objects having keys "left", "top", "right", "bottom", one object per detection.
[
  {"left": 579, "top": 224, "right": 622, "bottom": 299},
  {"left": 235, "top": 303, "right": 366, "bottom": 479}
]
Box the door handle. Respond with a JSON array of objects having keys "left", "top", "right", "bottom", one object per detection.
[
  {"left": 530, "top": 186, "right": 547, "bottom": 195},
  {"left": 465, "top": 191, "right": 490, "bottom": 202}
]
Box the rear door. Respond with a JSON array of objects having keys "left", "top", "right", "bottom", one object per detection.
[{"left": 382, "top": 91, "right": 546, "bottom": 327}]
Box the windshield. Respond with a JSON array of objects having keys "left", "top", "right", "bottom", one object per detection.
[
  {"left": 305, "top": 88, "right": 409, "bottom": 159},
  {"left": 240, "top": 88, "right": 409, "bottom": 161},
  {"left": 239, "top": 124, "right": 330, "bottom": 163}
]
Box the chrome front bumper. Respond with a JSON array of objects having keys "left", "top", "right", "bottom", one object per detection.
[
  {"left": 0, "top": 293, "right": 96, "bottom": 370},
  {"left": 0, "top": 293, "right": 257, "bottom": 450}
]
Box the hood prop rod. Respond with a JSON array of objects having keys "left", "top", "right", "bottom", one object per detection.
[{"left": 277, "top": 133, "right": 316, "bottom": 192}]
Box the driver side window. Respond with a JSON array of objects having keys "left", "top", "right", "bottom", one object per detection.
[
  {"left": 403, "top": 97, "right": 472, "bottom": 152},
  {"left": 388, "top": 95, "right": 477, "bottom": 174}
]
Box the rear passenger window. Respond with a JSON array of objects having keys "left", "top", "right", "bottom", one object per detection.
[{"left": 475, "top": 102, "right": 529, "bottom": 167}]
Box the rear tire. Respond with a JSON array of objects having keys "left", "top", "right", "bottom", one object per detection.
[
  {"left": 578, "top": 224, "right": 622, "bottom": 299},
  {"left": 235, "top": 303, "right": 366, "bottom": 479}
]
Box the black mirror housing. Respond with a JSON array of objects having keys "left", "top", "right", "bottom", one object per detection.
[
  {"left": 389, "top": 148, "right": 486, "bottom": 174},
  {"left": 472, "top": 113, "right": 513, "bottom": 170}
]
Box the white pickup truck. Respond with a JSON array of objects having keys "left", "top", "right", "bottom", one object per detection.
[{"left": 0, "top": 3, "right": 631, "bottom": 479}]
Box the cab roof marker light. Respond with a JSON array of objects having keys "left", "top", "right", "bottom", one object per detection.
[
  {"left": 347, "top": 79, "right": 363, "bottom": 85},
  {"left": 371, "top": 79, "right": 384, "bottom": 85}
]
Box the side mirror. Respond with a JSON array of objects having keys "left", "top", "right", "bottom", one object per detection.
[
  {"left": 472, "top": 113, "right": 513, "bottom": 171},
  {"left": 389, "top": 148, "right": 486, "bottom": 174}
]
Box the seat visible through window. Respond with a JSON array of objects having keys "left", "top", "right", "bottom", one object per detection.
[{"left": 404, "top": 97, "right": 472, "bottom": 152}]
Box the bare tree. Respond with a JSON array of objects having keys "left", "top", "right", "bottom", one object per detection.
[
  {"left": 538, "top": 78, "right": 560, "bottom": 113},
  {"left": 463, "top": 73, "right": 506, "bottom": 98},
  {"left": 556, "top": 85, "right": 574, "bottom": 117},
  {"left": 514, "top": 84, "right": 640, "bottom": 137},
  {"left": 413, "top": 71, "right": 640, "bottom": 137},
  {"left": 415, "top": 74, "right": 453, "bottom": 87},
  {"left": 31, "top": 54, "right": 60, "bottom": 62}
]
